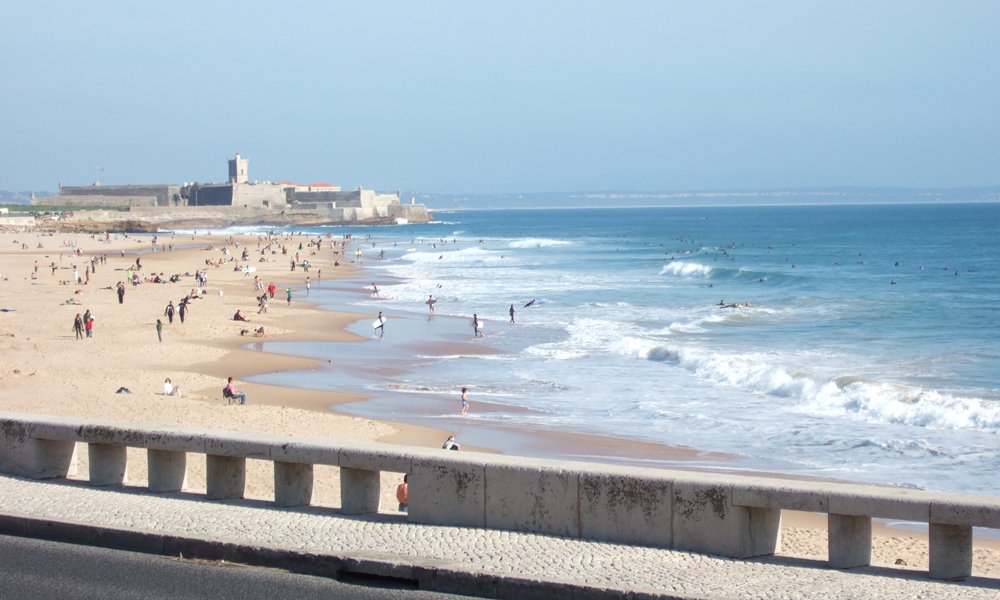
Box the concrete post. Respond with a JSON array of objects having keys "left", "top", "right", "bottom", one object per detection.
[
  {"left": 340, "top": 467, "right": 380, "bottom": 514},
  {"left": 828, "top": 514, "right": 872, "bottom": 568},
  {"left": 929, "top": 523, "right": 973, "bottom": 579},
  {"left": 206, "top": 455, "right": 246, "bottom": 500},
  {"left": 147, "top": 449, "right": 187, "bottom": 493},
  {"left": 274, "top": 461, "right": 313, "bottom": 507},
  {"left": 87, "top": 443, "right": 126, "bottom": 486}
]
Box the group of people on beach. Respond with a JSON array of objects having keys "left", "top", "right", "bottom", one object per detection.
[{"left": 72, "top": 310, "right": 94, "bottom": 339}]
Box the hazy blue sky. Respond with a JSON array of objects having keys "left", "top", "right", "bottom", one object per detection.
[{"left": 2, "top": 1, "right": 998, "bottom": 193}]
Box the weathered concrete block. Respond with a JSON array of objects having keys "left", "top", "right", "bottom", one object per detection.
[
  {"left": 147, "top": 449, "right": 186, "bottom": 492},
  {"left": 0, "top": 420, "right": 75, "bottom": 480},
  {"left": 274, "top": 461, "right": 313, "bottom": 507},
  {"left": 140, "top": 430, "right": 207, "bottom": 454},
  {"left": 579, "top": 471, "right": 672, "bottom": 547},
  {"left": 269, "top": 440, "right": 339, "bottom": 466},
  {"left": 930, "top": 496, "right": 1000, "bottom": 529},
  {"left": 672, "top": 479, "right": 781, "bottom": 558},
  {"left": 87, "top": 443, "right": 126, "bottom": 486},
  {"left": 828, "top": 513, "right": 871, "bottom": 568},
  {"left": 733, "top": 481, "right": 829, "bottom": 513},
  {"left": 340, "top": 467, "right": 380, "bottom": 514},
  {"left": 205, "top": 455, "right": 245, "bottom": 500},
  {"left": 408, "top": 457, "right": 486, "bottom": 527},
  {"left": 827, "top": 487, "right": 930, "bottom": 522},
  {"left": 484, "top": 462, "right": 579, "bottom": 537},
  {"left": 203, "top": 434, "right": 273, "bottom": 460},
  {"left": 929, "top": 523, "right": 973, "bottom": 580},
  {"left": 339, "top": 442, "right": 413, "bottom": 473}
]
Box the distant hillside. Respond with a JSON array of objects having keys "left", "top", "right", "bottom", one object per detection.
[
  {"left": 412, "top": 186, "right": 1000, "bottom": 211},
  {"left": 0, "top": 190, "right": 52, "bottom": 204}
]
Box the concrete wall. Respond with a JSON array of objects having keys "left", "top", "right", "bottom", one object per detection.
[
  {"left": 0, "top": 215, "right": 36, "bottom": 228},
  {"left": 37, "top": 195, "right": 158, "bottom": 208},
  {"left": 231, "top": 183, "right": 287, "bottom": 208},
  {"left": 56, "top": 185, "right": 180, "bottom": 207},
  {"left": 190, "top": 185, "right": 233, "bottom": 206},
  {"left": 2, "top": 411, "right": 998, "bottom": 581}
]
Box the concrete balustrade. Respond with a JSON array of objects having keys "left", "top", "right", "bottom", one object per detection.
[{"left": 1, "top": 411, "right": 998, "bottom": 582}]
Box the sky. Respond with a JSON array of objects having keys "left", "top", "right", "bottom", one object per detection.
[{"left": 2, "top": 1, "right": 998, "bottom": 194}]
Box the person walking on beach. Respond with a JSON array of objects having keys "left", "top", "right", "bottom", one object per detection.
[
  {"left": 164, "top": 301, "right": 175, "bottom": 324},
  {"left": 178, "top": 300, "right": 187, "bottom": 323},
  {"left": 286, "top": 288, "right": 292, "bottom": 305},
  {"left": 427, "top": 295, "right": 435, "bottom": 314},
  {"left": 73, "top": 313, "right": 84, "bottom": 340},
  {"left": 85, "top": 315, "right": 94, "bottom": 338},
  {"left": 116, "top": 282, "right": 125, "bottom": 304},
  {"left": 268, "top": 282, "right": 276, "bottom": 298},
  {"left": 156, "top": 319, "right": 163, "bottom": 343},
  {"left": 472, "top": 314, "right": 483, "bottom": 337},
  {"left": 509, "top": 304, "right": 515, "bottom": 324},
  {"left": 305, "top": 276, "right": 311, "bottom": 295},
  {"left": 461, "top": 387, "right": 469, "bottom": 415},
  {"left": 375, "top": 311, "right": 385, "bottom": 337},
  {"left": 225, "top": 376, "right": 247, "bottom": 405}
]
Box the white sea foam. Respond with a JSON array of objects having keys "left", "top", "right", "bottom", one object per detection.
[
  {"left": 629, "top": 341, "right": 1000, "bottom": 433},
  {"left": 508, "top": 238, "right": 575, "bottom": 249},
  {"left": 659, "top": 261, "right": 713, "bottom": 277}
]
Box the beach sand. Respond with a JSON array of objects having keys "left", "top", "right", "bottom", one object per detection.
[{"left": 0, "top": 226, "right": 997, "bottom": 576}]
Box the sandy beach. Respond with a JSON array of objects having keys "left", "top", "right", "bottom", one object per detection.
[{"left": 0, "top": 225, "right": 997, "bottom": 577}]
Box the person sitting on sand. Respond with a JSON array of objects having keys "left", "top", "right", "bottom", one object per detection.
[
  {"left": 233, "top": 310, "right": 249, "bottom": 322},
  {"left": 225, "top": 376, "right": 247, "bottom": 405},
  {"left": 163, "top": 378, "right": 179, "bottom": 396},
  {"left": 442, "top": 435, "right": 460, "bottom": 451}
]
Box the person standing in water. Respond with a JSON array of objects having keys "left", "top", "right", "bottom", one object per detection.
[
  {"left": 509, "top": 304, "right": 515, "bottom": 324},
  {"left": 461, "top": 387, "right": 469, "bottom": 415}
]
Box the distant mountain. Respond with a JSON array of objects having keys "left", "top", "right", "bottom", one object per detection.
[
  {"left": 410, "top": 186, "right": 1000, "bottom": 211},
  {"left": 0, "top": 190, "right": 52, "bottom": 204}
]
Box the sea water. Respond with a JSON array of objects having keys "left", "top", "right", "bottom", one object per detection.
[{"left": 245, "top": 203, "right": 1000, "bottom": 494}]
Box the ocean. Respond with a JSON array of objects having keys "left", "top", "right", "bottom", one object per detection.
[{"left": 239, "top": 202, "right": 1000, "bottom": 495}]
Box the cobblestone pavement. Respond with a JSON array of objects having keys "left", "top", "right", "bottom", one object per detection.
[{"left": 2, "top": 475, "right": 998, "bottom": 599}]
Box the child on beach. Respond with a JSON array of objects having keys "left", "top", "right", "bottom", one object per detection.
[{"left": 461, "top": 387, "right": 469, "bottom": 415}]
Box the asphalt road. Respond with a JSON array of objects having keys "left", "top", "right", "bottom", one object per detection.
[{"left": 0, "top": 534, "right": 477, "bottom": 600}]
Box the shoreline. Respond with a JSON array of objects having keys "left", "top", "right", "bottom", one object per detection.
[{"left": 1, "top": 227, "right": 997, "bottom": 574}]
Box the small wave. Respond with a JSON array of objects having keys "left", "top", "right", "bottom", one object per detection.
[
  {"left": 635, "top": 344, "right": 1000, "bottom": 433},
  {"left": 659, "top": 261, "right": 713, "bottom": 277},
  {"left": 508, "top": 238, "right": 574, "bottom": 249}
]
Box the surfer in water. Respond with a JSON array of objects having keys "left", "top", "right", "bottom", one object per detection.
[
  {"left": 524, "top": 299, "right": 536, "bottom": 308},
  {"left": 375, "top": 311, "right": 385, "bottom": 337},
  {"left": 509, "top": 304, "right": 515, "bottom": 324}
]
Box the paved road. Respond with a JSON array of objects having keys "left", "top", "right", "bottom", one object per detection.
[
  {"left": 2, "top": 474, "right": 999, "bottom": 599},
  {"left": 0, "top": 534, "right": 473, "bottom": 600}
]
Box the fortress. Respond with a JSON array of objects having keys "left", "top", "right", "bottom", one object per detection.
[{"left": 32, "top": 154, "right": 431, "bottom": 228}]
